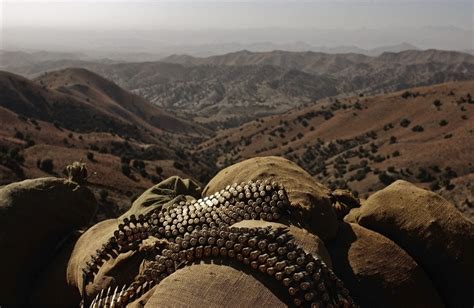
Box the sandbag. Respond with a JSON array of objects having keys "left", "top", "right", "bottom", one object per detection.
[
  {"left": 67, "top": 219, "right": 131, "bottom": 297},
  {"left": 127, "top": 176, "right": 201, "bottom": 218},
  {"left": 29, "top": 231, "right": 83, "bottom": 307},
  {"left": 203, "top": 156, "right": 338, "bottom": 241},
  {"left": 343, "top": 207, "right": 360, "bottom": 224},
  {"left": 67, "top": 177, "right": 201, "bottom": 301},
  {"left": 331, "top": 189, "right": 360, "bottom": 220},
  {"left": 354, "top": 180, "right": 474, "bottom": 307},
  {"left": 327, "top": 222, "right": 443, "bottom": 308},
  {"left": 143, "top": 264, "right": 286, "bottom": 308},
  {"left": 0, "top": 177, "right": 97, "bottom": 306},
  {"left": 67, "top": 218, "right": 157, "bottom": 300}
]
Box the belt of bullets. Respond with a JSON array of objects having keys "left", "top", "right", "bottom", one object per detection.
[{"left": 84, "top": 180, "right": 357, "bottom": 308}]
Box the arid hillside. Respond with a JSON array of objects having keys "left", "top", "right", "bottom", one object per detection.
[
  {"left": 197, "top": 81, "right": 474, "bottom": 219},
  {"left": 87, "top": 50, "right": 474, "bottom": 128},
  {"left": 163, "top": 49, "right": 474, "bottom": 93},
  {"left": 34, "top": 68, "right": 210, "bottom": 135},
  {"left": 0, "top": 70, "right": 214, "bottom": 219},
  {"left": 1, "top": 69, "right": 472, "bottom": 220},
  {"left": 6, "top": 49, "right": 474, "bottom": 129}
]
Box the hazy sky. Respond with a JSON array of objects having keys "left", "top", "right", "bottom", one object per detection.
[
  {"left": 1, "top": 0, "right": 473, "bottom": 53},
  {"left": 3, "top": 0, "right": 473, "bottom": 30}
]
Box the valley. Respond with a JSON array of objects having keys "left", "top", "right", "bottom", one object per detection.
[
  {"left": 4, "top": 49, "right": 474, "bottom": 129},
  {"left": 1, "top": 49, "right": 473, "bottom": 220}
]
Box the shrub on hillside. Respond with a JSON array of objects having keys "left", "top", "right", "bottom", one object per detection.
[
  {"left": 416, "top": 167, "right": 434, "bottom": 183},
  {"left": 39, "top": 159, "right": 54, "bottom": 173},
  {"left": 120, "top": 155, "right": 131, "bottom": 164},
  {"left": 412, "top": 125, "right": 424, "bottom": 132},
  {"left": 173, "top": 161, "right": 183, "bottom": 170},
  {"left": 132, "top": 159, "right": 145, "bottom": 169},
  {"left": 86, "top": 152, "right": 95, "bottom": 161},
  {"left": 400, "top": 118, "right": 411, "bottom": 127},
  {"left": 379, "top": 172, "right": 397, "bottom": 186},
  {"left": 121, "top": 164, "right": 131, "bottom": 177},
  {"left": 401, "top": 91, "right": 412, "bottom": 99},
  {"left": 14, "top": 131, "right": 24, "bottom": 140},
  {"left": 439, "top": 120, "right": 448, "bottom": 126}
]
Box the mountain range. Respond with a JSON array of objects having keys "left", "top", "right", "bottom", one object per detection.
[
  {"left": 0, "top": 49, "right": 473, "bottom": 219},
  {"left": 5, "top": 49, "right": 472, "bottom": 128}
]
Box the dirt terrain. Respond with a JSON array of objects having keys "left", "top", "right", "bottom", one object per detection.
[
  {"left": 6, "top": 49, "right": 474, "bottom": 128},
  {"left": 0, "top": 68, "right": 472, "bottom": 220},
  {"left": 0, "top": 70, "right": 213, "bottom": 218},
  {"left": 198, "top": 81, "right": 474, "bottom": 218}
]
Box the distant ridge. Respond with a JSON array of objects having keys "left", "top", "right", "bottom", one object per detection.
[
  {"left": 0, "top": 69, "right": 209, "bottom": 141},
  {"left": 35, "top": 68, "right": 210, "bottom": 135},
  {"left": 3, "top": 49, "right": 474, "bottom": 129},
  {"left": 162, "top": 49, "right": 473, "bottom": 72}
]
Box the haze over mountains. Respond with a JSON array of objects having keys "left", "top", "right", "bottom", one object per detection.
[
  {"left": 4, "top": 49, "right": 472, "bottom": 128},
  {"left": 0, "top": 46, "right": 473, "bottom": 219},
  {"left": 3, "top": 25, "right": 472, "bottom": 57}
]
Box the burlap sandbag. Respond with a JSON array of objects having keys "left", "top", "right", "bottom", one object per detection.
[
  {"left": 127, "top": 176, "right": 201, "bottom": 218},
  {"left": 67, "top": 177, "right": 202, "bottom": 301},
  {"left": 327, "top": 222, "right": 443, "bottom": 308},
  {"left": 66, "top": 219, "right": 145, "bottom": 299},
  {"left": 343, "top": 207, "right": 360, "bottom": 224},
  {"left": 0, "top": 177, "right": 97, "bottom": 306},
  {"left": 203, "top": 156, "right": 338, "bottom": 241},
  {"left": 29, "top": 231, "right": 83, "bottom": 307},
  {"left": 353, "top": 180, "right": 474, "bottom": 307},
  {"left": 144, "top": 264, "right": 286, "bottom": 308}
]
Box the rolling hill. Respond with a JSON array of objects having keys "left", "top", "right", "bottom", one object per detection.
[
  {"left": 163, "top": 49, "right": 474, "bottom": 93},
  {"left": 87, "top": 62, "right": 339, "bottom": 126},
  {"left": 0, "top": 69, "right": 214, "bottom": 218},
  {"left": 34, "top": 68, "right": 210, "bottom": 135},
  {"left": 5, "top": 49, "right": 473, "bottom": 129},
  {"left": 1, "top": 67, "right": 472, "bottom": 220},
  {"left": 196, "top": 80, "right": 474, "bottom": 219}
]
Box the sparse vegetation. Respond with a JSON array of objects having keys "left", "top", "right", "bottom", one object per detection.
[
  {"left": 379, "top": 172, "right": 397, "bottom": 186},
  {"left": 439, "top": 120, "right": 448, "bottom": 126},
  {"left": 400, "top": 118, "right": 411, "bottom": 127},
  {"left": 86, "top": 152, "right": 95, "bottom": 161},
  {"left": 401, "top": 91, "right": 412, "bottom": 99},
  {"left": 121, "top": 164, "right": 131, "bottom": 177},
  {"left": 412, "top": 125, "right": 424, "bottom": 132},
  {"left": 38, "top": 159, "right": 54, "bottom": 173}
]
